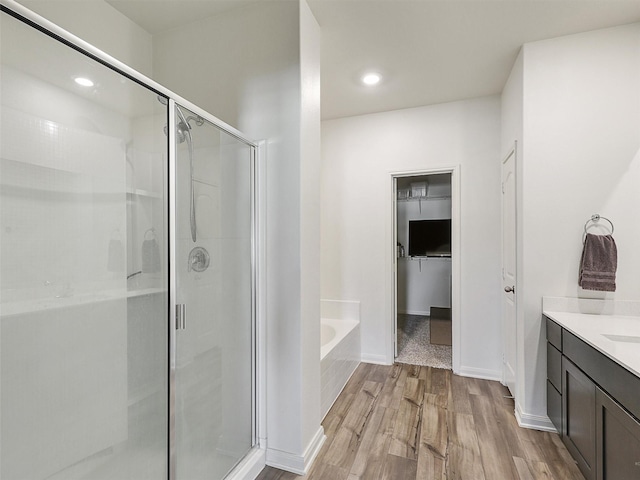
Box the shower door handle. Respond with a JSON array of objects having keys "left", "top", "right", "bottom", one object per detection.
[{"left": 176, "top": 304, "right": 187, "bottom": 330}]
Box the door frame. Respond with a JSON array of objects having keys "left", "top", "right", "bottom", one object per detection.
[{"left": 389, "top": 165, "right": 461, "bottom": 373}]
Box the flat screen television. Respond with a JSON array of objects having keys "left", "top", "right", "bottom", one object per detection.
[{"left": 408, "top": 219, "right": 451, "bottom": 257}]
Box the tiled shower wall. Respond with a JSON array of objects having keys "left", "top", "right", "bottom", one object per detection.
[{"left": 0, "top": 105, "right": 127, "bottom": 295}]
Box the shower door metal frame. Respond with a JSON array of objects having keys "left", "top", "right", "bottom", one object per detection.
[
  {"left": 0, "top": 2, "right": 262, "bottom": 479},
  {"left": 168, "top": 102, "right": 178, "bottom": 480}
]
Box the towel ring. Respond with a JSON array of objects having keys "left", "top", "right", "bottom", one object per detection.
[{"left": 583, "top": 214, "right": 614, "bottom": 236}]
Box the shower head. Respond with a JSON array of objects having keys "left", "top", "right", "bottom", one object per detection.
[
  {"left": 175, "top": 107, "right": 193, "bottom": 144},
  {"left": 176, "top": 121, "right": 191, "bottom": 143},
  {"left": 162, "top": 120, "right": 191, "bottom": 144}
]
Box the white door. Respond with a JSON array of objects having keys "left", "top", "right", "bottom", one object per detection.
[{"left": 501, "top": 147, "right": 517, "bottom": 396}]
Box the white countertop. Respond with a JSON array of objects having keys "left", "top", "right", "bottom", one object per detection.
[{"left": 543, "top": 310, "right": 640, "bottom": 379}]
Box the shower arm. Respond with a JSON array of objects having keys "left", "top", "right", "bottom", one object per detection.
[{"left": 185, "top": 115, "right": 205, "bottom": 127}]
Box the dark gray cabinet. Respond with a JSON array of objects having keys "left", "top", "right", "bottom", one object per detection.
[
  {"left": 547, "top": 379, "right": 562, "bottom": 435},
  {"left": 546, "top": 317, "right": 563, "bottom": 433},
  {"left": 596, "top": 389, "right": 640, "bottom": 480},
  {"left": 562, "top": 357, "right": 596, "bottom": 480},
  {"left": 545, "top": 315, "right": 640, "bottom": 480}
]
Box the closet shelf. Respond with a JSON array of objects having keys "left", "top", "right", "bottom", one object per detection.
[
  {"left": 397, "top": 195, "right": 451, "bottom": 202},
  {"left": 398, "top": 255, "right": 452, "bottom": 259}
]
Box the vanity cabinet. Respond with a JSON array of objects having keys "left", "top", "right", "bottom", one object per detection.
[
  {"left": 596, "top": 389, "right": 640, "bottom": 480},
  {"left": 562, "top": 357, "right": 596, "bottom": 480},
  {"left": 546, "top": 315, "right": 640, "bottom": 480},
  {"left": 546, "top": 318, "right": 563, "bottom": 432}
]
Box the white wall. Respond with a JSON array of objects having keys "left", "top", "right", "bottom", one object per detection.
[
  {"left": 397, "top": 258, "right": 452, "bottom": 315},
  {"left": 153, "top": 2, "right": 299, "bottom": 130},
  {"left": 154, "top": 1, "right": 323, "bottom": 472},
  {"left": 322, "top": 96, "right": 502, "bottom": 376},
  {"left": 16, "top": 0, "right": 153, "bottom": 76},
  {"left": 500, "top": 50, "right": 524, "bottom": 158},
  {"left": 502, "top": 23, "right": 640, "bottom": 428},
  {"left": 299, "top": 0, "right": 323, "bottom": 461}
]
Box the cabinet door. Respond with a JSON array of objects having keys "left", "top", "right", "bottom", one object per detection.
[
  {"left": 596, "top": 388, "right": 640, "bottom": 480},
  {"left": 547, "top": 380, "right": 562, "bottom": 433},
  {"left": 562, "top": 357, "right": 596, "bottom": 480}
]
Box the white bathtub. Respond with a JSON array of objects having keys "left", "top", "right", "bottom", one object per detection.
[
  {"left": 321, "top": 317, "right": 357, "bottom": 360},
  {"left": 320, "top": 317, "right": 360, "bottom": 418}
]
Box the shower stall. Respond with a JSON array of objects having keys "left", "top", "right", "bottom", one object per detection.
[{"left": 0, "top": 2, "right": 258, "bottom": 479}]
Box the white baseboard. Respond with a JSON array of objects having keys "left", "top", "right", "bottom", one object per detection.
[
  {"left": 515, "top": 402, "right": 557, "bottom": 433},
  {"left": 225, "top": 446, "right": 266, "bottom": 480},
  {"left": 266, "top": 426, "right": 326, "bottom": 475},
  {"left": 456, "top": 365, "right": 502, "bottom": 382},
  {"left": 361, "top": 352, "right": 392, "bottom": 365}
]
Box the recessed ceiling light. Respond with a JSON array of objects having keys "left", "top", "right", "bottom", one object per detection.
[
  {"left": 74, "top": 77, "right": 94, "bottom": 87},
  {"left": 361, "top": 73, "right": 381, "bottom": 86}
]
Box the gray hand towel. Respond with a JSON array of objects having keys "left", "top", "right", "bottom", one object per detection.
[{"left": 578, "top": 233, "right": 617, "bottom": 292}]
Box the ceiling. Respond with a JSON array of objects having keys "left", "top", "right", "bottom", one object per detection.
[
  {"left": 106, "top": 0, "right": 640, "bottom": 120},
  {"left": 106, "top": 0, "right": 258, "bottom": 34}
]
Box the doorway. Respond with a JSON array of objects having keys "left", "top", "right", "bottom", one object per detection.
[{"left": 393, "top": 171, "right": 456, "bottom": 370}]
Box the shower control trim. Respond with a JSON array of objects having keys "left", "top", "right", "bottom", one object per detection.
[
  {"left": 175, "top": 304, "right": 187, "bottom": 330},
  {"left": 188, "top": 246, "right": 210, "bottom": 272}
]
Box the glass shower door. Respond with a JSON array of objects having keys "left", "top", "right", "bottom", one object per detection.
[
  {"left": 0, "top": 9, "right": 169, "bottom": 480},
  {"left": 172, "top": 104, "right": 255, "bottom": 480}
]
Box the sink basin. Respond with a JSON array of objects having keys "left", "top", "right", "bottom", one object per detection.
[{"left": 602, "top": 334, "right": 640, "bottom": 344}]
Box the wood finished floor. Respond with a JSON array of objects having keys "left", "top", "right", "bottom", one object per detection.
[{"left": 256, "top": 363, "right": 585, "bottom": 480}]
